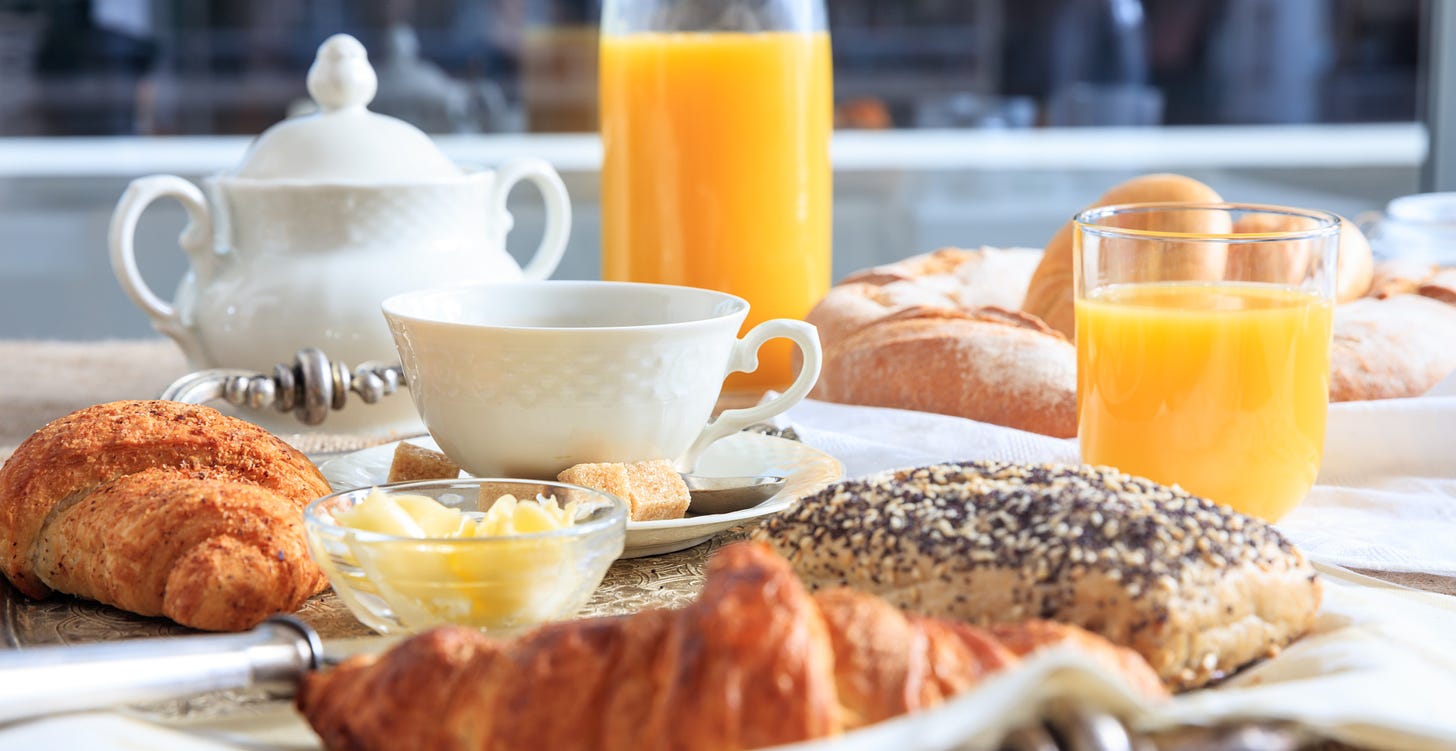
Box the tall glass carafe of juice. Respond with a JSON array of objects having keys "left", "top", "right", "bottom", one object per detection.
[{"left": 600, "top": 0, "right": 833, "bottom": 390}]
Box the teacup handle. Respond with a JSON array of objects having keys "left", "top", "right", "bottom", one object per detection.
[
  {"left": 108, "top": 175, "right": 214, "bottom": 364},
  {"left": 678, "top": 319, "right": 823, "bottom": 472},
  {"left": 494, "top": 158, "right": 571, "bottom": 280}
]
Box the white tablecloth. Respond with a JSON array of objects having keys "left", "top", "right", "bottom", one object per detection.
[{"left": 780, "top": 372, "right": 1456, "bottom": 577}]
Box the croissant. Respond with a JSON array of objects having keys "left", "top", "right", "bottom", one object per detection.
[
  {"left": 0, "top": 400, "right": 332, "bottom": 631},
  {"left": 298, "top": 542, "right": 1165, "bottom": 751}
]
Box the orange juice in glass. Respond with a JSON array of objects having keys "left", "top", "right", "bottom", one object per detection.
[
  {"left": 1074, "top": 204, "right": 1340, "bottom": 521},
  {"left": 599, "top": 0, "right": 832, "bottom": 389}
]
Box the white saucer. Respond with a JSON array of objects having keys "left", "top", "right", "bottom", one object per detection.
[{"left": 318, "top": 432, "right": 843, "bottom": 558}]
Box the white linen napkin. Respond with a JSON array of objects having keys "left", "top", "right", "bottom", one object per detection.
[
  {"left": 774, "top": 566, "right": 1456, "bottom": 751},
  {"left": 780, "top": 371, "right": 1456, "bottom": 575}
]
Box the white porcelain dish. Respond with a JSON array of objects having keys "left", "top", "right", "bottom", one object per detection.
[{"left": 319, "top": 431, "right": 842, "bottom": 558}]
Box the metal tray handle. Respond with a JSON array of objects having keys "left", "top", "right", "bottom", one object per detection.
[
  {"left": 0, "top": 617, "right": 321, "bottom": 725},
  {"left": 161, "top": 348, "right": 404, "bottom": 426}
]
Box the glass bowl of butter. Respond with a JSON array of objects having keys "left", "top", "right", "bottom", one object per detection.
[{"left": 304, "top": 478, "right": 627, "bottom": 635}]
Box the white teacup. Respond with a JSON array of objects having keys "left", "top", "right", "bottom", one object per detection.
[{"left": 381, "top": 281, "right": 823, "bottom": 478}]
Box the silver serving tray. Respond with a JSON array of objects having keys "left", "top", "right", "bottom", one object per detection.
[{"left": 0, "top": 534, "right": 735, "bottom": 722}]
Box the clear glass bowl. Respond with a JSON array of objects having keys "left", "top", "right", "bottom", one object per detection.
[{"left": 304, "top": 478, "right": 626, "bottom": 635}]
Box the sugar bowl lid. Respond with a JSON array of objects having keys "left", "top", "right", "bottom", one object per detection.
[{"left": 233, "top": 34, "right": 462, "bottom": 182}]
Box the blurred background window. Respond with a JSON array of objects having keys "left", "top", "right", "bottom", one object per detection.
[
  {"left": 0, "top": 0, "right": 1429, "bottom": 339},
  {"left": 0, "top": 0, "right": 1421, "bottom": 136}
]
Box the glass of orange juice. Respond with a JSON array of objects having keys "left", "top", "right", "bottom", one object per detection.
[
  {"left": 1074, "top": 203, "right": 1340, "bottom": 521},
  {"left": 599, "top": 0, "right": 832, "bottom": 390}
]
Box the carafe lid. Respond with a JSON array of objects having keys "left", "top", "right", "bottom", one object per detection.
[{"left": 233, "top": 34, "right": 463, "bottom": 182}]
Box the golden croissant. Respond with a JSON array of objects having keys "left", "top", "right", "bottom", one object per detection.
[
  {"left": 298, "top": 542, "right": 1164, "bottom": 751},
  {"left": 0, "top": 400, "right": 331, "bottom": 631}
]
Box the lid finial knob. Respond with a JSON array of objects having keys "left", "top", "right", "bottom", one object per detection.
[{"left": 306, "top": 34, "right": 377, "bottom": 113}]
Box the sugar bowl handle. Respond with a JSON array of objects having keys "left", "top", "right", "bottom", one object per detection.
[
  {"left": 109, "top": 175, "right": 216, "bottom": 365},
  {"left": 494, "top": 157, "right": 571, "bottom": 280},
  {"left": 162, "top": 348, "right": 405, "bottom": 426}
]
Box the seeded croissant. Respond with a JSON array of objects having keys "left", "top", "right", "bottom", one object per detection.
[
  {"left": 0, "top": 400, "right": 331, "bottom": 631},
  {"left": 297, "top": 542, "right": 1164, "bottom": 751}
]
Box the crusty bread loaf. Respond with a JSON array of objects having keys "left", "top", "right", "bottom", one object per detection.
[
  {"left": 1330, "top": 295, "right": 1456, "bottom": 401},
  {"left": 812, "top": 307, "right": 1077, "bottom": 437},
  {"left": 1419, "top": 267, "right": 1456, "bottom": 306},
  {"left": 807, "top": 193, "right": 1442, "bottom": 433},
  {"left": 753, "top": 461, "right": 1321, "bottom": 691},
  {"left": 1369, "top": 258, "right": 1437, "bottom": 299},
  {"left": 805, "top": 246, "right": 1075, "bottom": 437},
  {"left": 806, "top": 246, "right": 1042, "bottom": 348}
]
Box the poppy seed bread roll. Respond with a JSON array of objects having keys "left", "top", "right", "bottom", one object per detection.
[{"left": 753, "top": 461, "right": 1321, "bottom": 691}]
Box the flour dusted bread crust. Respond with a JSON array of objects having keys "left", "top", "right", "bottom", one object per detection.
[
  {"left": 806, "top": 247, "right": 1076, "bottom": 437},
  {"left": 1419, "top": 267, "right": 1456, "bottom": 306},
  {"left": 0, "top": 400, "right": 331, "bottom": 630},
  {"left": 1370, "top": 258, "right": 1437, "bottom": 299},
  {"left": 808, "top": 180, "right": 1439, "bottom": 436},
  {"left": 813, "top": 307, "right": 1077, "bottom": 437},
  {"left": 809, "top": 246, "right": 1042, "bottom": 347},
  {"left": 754, "top": 461, "right": 1321, "bottom": 691},
  {"left": 1331, "top": 295, "right": 1456, "bottom": 401}
]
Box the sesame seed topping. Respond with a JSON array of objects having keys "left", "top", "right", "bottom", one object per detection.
[{"left": 754, "top": 460, "right": 1307, "bottom": 621}]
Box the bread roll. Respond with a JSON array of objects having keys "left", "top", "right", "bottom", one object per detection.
[
  {"left": 1023, "top": 174, "right": 1227, "bottom": 338},
  {"left": 1330, "top": 295, "right": 1456, "bottom": 401},
  {"left": 812, "top": 307, "right": 1077, "bottom": 438},
  {"left": 806, "top": 246, "right": 1042, "bottom": 348},
  {"left": 1019, "top": 173, "right": 1368, "bottom": 337},
  {"left": 1335, "top": 217, "right": 1376, "bottom": 302},
  {"left": 754, "top": 461, "right": 1321, "bottom": 690},
  {"left": 1226, "top": 213, "right": 1373, "bottom": 303},
  {"left": 1225, "top": 212, "right": 1314, "bottom": 289},
  {"left": 1369, "top": 258, "right": 1436, "bottom": 300}
]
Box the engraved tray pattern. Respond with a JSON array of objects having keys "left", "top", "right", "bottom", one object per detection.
[
  {"left": 0, "top": 529, "right": 739, "bottom": 723},
  {"left": 0, "top": 532, "right": 734, "bottom": 650},
  {"left": 0, "top": 425, "right": 803, "bottom": 724}
]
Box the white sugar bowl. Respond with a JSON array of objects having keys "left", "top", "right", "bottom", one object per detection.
[{"left": 109, "top": 34, "right": 571, "bottom": 434}]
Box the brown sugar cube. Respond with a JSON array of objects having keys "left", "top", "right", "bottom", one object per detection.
[
  {"left": 387, "top": 442, "right": 461, "bottom": 483},
  {"left": 557, "top": 459, "right": 690, "bottom": 521},
  {"left": 476, "top": 482, "right": 551, "bottom": 511}
]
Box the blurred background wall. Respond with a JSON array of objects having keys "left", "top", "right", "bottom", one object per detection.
[{"left": 0, "top": 0, "right": 1428, "bottom": 338}]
